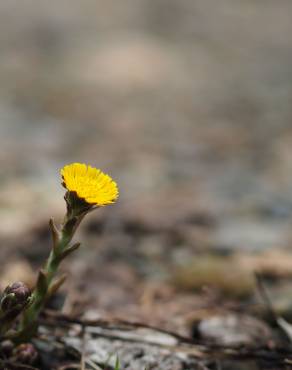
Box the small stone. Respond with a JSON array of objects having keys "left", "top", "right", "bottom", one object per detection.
[
  {"left": 196, "top": 314, "right": 272, "bottom": 347},
  {"left": 0, "top": 340, "right": 14, "bottom": 357}
]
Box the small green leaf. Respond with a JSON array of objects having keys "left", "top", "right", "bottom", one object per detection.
[
  {"left": 57, "top": 242, "right": 81, "bottom": 262},
  {"left": 35, "top": 270, "right": 48, "bottom": 300},
  {"left": 114, "top": 356, "right": 120, "bottom": 370}
]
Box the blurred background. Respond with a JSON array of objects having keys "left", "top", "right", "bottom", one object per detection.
[{"left": 1, "top": 0, "right": 292, "bottom": 337}]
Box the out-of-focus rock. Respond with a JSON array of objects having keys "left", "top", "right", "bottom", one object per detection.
[
  {"left": 196, "top": 314, "right": 272, "bottom": 347},
  {"left": 173, "top": 255, "right": 255, "bottom": 298}
]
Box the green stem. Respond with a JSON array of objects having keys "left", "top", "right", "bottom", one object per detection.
[{"left": 16, "top": 215, "right": 79, "bottom": 340}]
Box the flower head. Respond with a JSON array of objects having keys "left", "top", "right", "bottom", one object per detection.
[
  {"left": 61, "top": 163, "right": 118, "bottom": 206},
  {"left": 0, "top": 282, "right": 32, "bottom": 323},
  {"left": 3, "top": 282, "right": 31, "bottom": 304}
]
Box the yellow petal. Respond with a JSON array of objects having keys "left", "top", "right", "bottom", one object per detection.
[{"left": 61, "top": 163, "right": 119, "bottom": 206}]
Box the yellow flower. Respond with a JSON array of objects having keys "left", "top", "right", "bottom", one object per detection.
[{"left": 61, "top": 163, "right": 119, "bottom": 206}]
